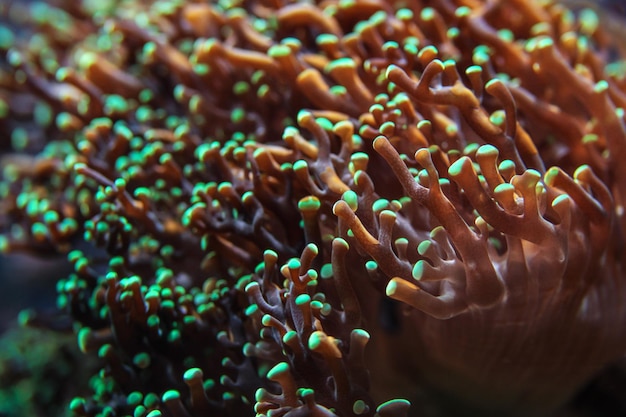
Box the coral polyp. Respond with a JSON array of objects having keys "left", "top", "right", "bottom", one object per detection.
[{"left": 1, "top": 0, "right": 625, "bottom": 416}]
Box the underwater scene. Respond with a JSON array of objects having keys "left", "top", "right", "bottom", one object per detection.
[{"left": 1, "top": 0, "right": 626, "bottom": 416}]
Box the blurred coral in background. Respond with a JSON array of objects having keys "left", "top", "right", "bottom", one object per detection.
[{"left": 1, "top": 0, "right": 626, "bottom": 416}]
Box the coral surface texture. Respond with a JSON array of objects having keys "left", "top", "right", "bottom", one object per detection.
[{"left": 1, "top": 0, "right": 626, "bottom": 416}]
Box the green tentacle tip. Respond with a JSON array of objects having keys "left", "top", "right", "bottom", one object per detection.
[
  {"left": 342, "top": 190, "right": 359, "bottom": 211},
  {"left": 255, "top": 387, "right": 268, "bottom": 402},
  {"left": 7, "top": 49, "right": 22, "bottom": 66},
  {"left": 333, "top": 237, "right": 349, "bottom": 250},
  {"left": 353, "top": 400, "right": 368, "bottom": 414},
  {"left": 297, "top": 110, "right": 313, "bottom": 125},
  {"left": 321, "top": 263, "right": 333, "bottom": 279},
  {"left": 31, "top": 222, "right": 48, "bottom": 239},
  {"left": 317, "top": 33, "right": 338, "bottom": 45},
  {"left": 376, "top": 399, "right": 411, "bottom": 413},
  {"left": 418, "top": 45, "right": 438, "bottom": 58},
  {"left": 385, "top": 279, "right": 399, "bottom": 297},
  {"left": 308, "top": 331, "right": 324, "bottom": 350},
  {"left": 267, "top": 362, "right": 289, "bottom": 380},
  {"left": 261, "top": 314, "right": 273, "bottom": 327},
  {"left": 497, "top": 29, "right": 514, "bottom": 42},
  {"left": 382, "top": 41, "right": 400, "bottom": 53},
  {"left": 144, "top": 393, "right": 159, "bottom": 408},
  {"left": 448, "top": 157, "right": 467, "bottom": 177},
  {"left": 316, "top": 117, "right": 333, "bottom": 131},
  {"left": 412, "top": 260, "right": 426, "bottom": 280},
  {"left": 306, "top": 243, "right": 319, "bottom": 255},
  {"left": 573, "top": 164, "right": 591, "bottom": 178},
  {"left": 98, "top": 344, "right": 113, "bottom": 358},
  {"left": 543, "top": 167, "right": 559, "bottom": 185},
  {"left": 0, "top": 25, "right": 14, "bottom": 50},
  {"left": 417, "top": 240, "right": 432, "bottom": 256},
  {"left": 133, "top": 352, "right": 151, "bottom": 369},
  {"left": 77, "top": 327, "right": 92, "bottom": 353},
  {"left": 537, "top": 37, "right": 554, "bottom": 49},
  {"left": 245, "top": 281, "right": 259, "bottom": 296},
  {"left": 580, "top": 8, "right": 599, "bottom": 34},
  {"left": 282, "top": 330, "right": 298, "bottom": 344},
  {"left": 134, "top": 187, "right": 151, "bottom": 199},
  {"left": 238, "top": 191, "right": 253, "bottom": 204},
  {"left": 146, "top": 411, "right": 162, "bottom": 417},
  {"left": 56, "top": 112, "right": 75, "bottom": 130},
  {"left": 17, "top": 309, "right": 34, "bottom": 327},
  {"left": 552, "top": 194, "right": 570, "bottom": 208},
  {"left": 127, "top": 392, "right": 143, "bottom": 406},
  {"left": 385, "top": 64, "right": 400, "bottom": 80},
  {"left": 296, "top": 294, "right": 311, "bottom": 306},
  {"left": 476, "top": 144, "right": 499, "bottom": 157},
  {"left": 293, "top": 159, "right": 308, "bottom": 171},
  {"left": 299, "top": 388, "right": 315, "bottom": 398},
  {"left": 352, "top": 328, "right": 370, "bottom": 339},
  {"left": 525, "top": 169, "right": 541, "bottom": 180},
  {"left": 261, "top": 249, "right": 278, "bottom": 264},
  {"left": 494, "top": 183, "right": 515, "bottom": 194},
  {"left": 420, "top": 7, "right": 435, "bottom": 20},
  {"left": 417, "top": 120, "right": 432, "bottom": 129},
  {"left": 69, "top": 397, "right": 86, "bottom": 412},
  {"left": 594, "top": 80, "right": 609, "bottom": 93},
  {"left": 466, "top": 65, "right": 482, "bottom": 75},
  {"left": 268, "top": 44, "right": 291, "bottom": 58},
  {"left": 396, "top": 8, "right": 413, "bottom": 20},
  {"left": 582, "top": 133, "right": 599, "bottom": 144},
  {"left": 244, "top": 304, "right": 259, "bottom": 317},
  {"left": 0, "top": 99, "right": 8, "bottom": 119},
  {"left": 498, "top": 159, "right": 515, "bottom": 172},
  {"left": 162, "top": 389, "right": 180, "bottom": 402},
  {"left": 325, "top": 57, "right": 356, "bottom": 72},
  {"left": 380, "top": 121, "right": 395, "bottom": 135},
  {"left": 196, "top": 143, "right": 214, "bottom": 162},
  {"left": 241, "top": 342, "right": 254, "bottom": 357},
  {"left": 298, "top": 195, "right": 321, "bottom": 211},
  {"left": 310, "top": 300, "right": 324, "bottom": 310},
  {"left": 287, "top": 258, "right": 301, "bottom": 270},
  {"left": 183, "top": 368, "right": 203, "bottom": 382},
  {"left": 104, "top": 95, "right": 128, "bottom": 115}
]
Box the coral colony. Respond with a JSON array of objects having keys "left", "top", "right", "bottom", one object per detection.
[{"left": 1, "top": 0, "right": 626, "bottom": 416}]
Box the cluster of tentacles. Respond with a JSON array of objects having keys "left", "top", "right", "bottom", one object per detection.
[{"left": 1, "top": 0, "right": 626, "bottom": 416}]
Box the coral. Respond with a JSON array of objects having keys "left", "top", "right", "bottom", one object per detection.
[{"left": 1, "top": 0, "right": 626, "bottom": 416}]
